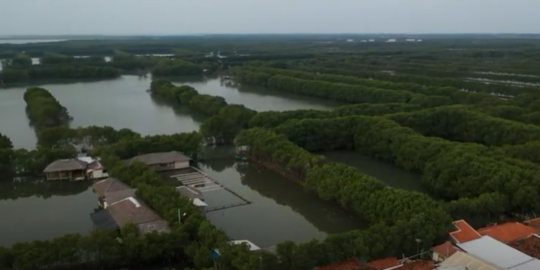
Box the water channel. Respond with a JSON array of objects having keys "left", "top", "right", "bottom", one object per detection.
[{"left": 0, "top": 75, "right": 422, "bottom": 248}]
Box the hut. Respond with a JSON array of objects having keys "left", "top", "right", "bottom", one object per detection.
[
  {"left": 43, "top": 159, "right": 88, "bottom": 181},
  {"left": 90, "top": 197, "right": 170, "bottom": 234},
  {"left": 128, "top": 151, "right": 191, "bottom": 171}
]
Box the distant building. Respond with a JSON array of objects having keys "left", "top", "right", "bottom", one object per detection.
[
  {"left": 44, "top": 157, "right": 107, "bottom": 181},
  {"left": 386, "top": 39, "right": 397, "bottom": 42},
  {"left": 128, "top": 151, "right": 191, "bottom": 171},
  {"left": 43, "top": 159, "right": 88, "bottom": 181}
]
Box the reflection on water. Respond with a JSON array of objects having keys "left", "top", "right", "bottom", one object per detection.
[
  {"left": 0, "top": 76, "right": 203, "bottom": 149},
  {"left": 323, "top": 151, "right": 428, "bottom": 193},
  {"left": 0, "top": 179, "right": 95, "bottom": 246},
  {"left": 170, "top": 75, "right": 341, "bottom": 112},
  {"left": 200, "top": 153, "right": 362, "bottom": 248}
]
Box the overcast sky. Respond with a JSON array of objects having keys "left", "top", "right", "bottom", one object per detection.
[{"left": 1, "top": 0, "right": 538, "bottom": 35}]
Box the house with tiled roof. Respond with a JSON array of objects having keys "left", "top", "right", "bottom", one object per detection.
[
  {"left": 430, "top": 241, "right": 460, "bottom": 262},
  {"left": 365, "top": 257, "right": 401, "bottom": 270},
  {"left": 508, "top": 234, "right": 540, "bottom": 260},
  {"left": 449, "top": 220, "right": 482, "bottom": 244},
  {"left": 449, "top": 219, "right": 538, "bottom": 244},
  {"left": 477, "top": 222, "right": 537, "bottom": 243}
]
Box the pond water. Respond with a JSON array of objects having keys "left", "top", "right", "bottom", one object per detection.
[
  {"left": 0, "top": 75, "right": 421, "bottom": 249},
  {"left": 322, "top": 151, "right": 427, "bottom": 193},
  {"left": 0, "top": 180, "right": 96, "bottom": 246}
]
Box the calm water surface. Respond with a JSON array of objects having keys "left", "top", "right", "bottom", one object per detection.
[
  {"left": 323, "top": 151, "right": 427, "bottom": 193},
  {"left": 0, "top": 76, "right": 365, "bottom": 247},
  {"left": 198, "top": 154, "right": 363, "bottom": 247},
  {"left": 0, "top": 180, "right": 96, "bottom": 246},
  {"left": 171, "top": 76, "right": 342, "bottom": 111}
]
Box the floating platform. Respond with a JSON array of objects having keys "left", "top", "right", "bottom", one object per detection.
[{"left": 170, "top": 167, "right": 250, "bottom": 212}]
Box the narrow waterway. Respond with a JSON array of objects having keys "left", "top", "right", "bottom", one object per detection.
[
  {"left": 170, "top": 76, "right": 342, "bottom": 111},
  {"left": 322, "top": 151, "right": 427, "bottom": 193}
]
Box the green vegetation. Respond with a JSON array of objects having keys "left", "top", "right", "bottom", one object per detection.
[
  {"left": 3, "top": 35, "right": 540, "bottom": 269},
  {"left": 23, "top": 87, "right": 71, "bottom": 130},
  {"left": 151, "top": 79, "right": 256, "bottom": 144}
]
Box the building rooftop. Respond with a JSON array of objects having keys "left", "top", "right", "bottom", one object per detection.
[
  {"left": 438, "top": 251, "right": 504, "bottom": 270},
  {"left": 106, "top": 197, "right": 169, "bottom": 234},
  {"left": 430, "top": 241, "right": 460, "bottom": 258},
  {"left": 129, "top": 151, "right": 191, "bottom": 165},
  {"left": 93, "top": 178, "right": 131, "bottom": 196},
  {"left": 450, "top": 220, "right": 482, "bottom": 243},
  {"left": 457, "top": 235, "right": 540, "bottom": 269},
  {"left": 393, "top": 261, "right": 434, "bottom": 270},
  {"left": 477, "top": 222, "right": 537, "bottom": 243},
  {"left": 92, "top": 177, "right": 135, "bottom": 205},
  {"left": 509, "top": 234, "right": 540, "bottom": 260},
  {"left": 365, "top": 257, "right": 400, "bottom": 270},
  {"left": 43, "top": 159, "right": 88, "bottom": 172}
]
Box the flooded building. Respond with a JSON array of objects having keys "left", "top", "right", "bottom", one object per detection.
[
  {"left": 92, "top": 177, "right": 136, "bottom": 208},
  {"left": 128, "top": 151, "right": 191, "bottom": 171},
  {"left": 44, "top": 157, "right": 107, "bottom": 181},
  {"left": 44, "top": 159, "right": 88, "bottom": 181},
  {"left": 90, "top": 196, "right": 170, "bottom": 234}
]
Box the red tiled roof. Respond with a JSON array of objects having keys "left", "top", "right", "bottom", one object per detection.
[
  {"left": 365, "top": 257, "right": 400, "bottom": 270},
  {"left": 477, "top": 222, "right": 537, "bottom": 243},
  {"left": 393, "top": 261, "right": 435, "bottom": 270},
  {"left": 509, "top": 234, "right": 540, "bottom": 260},
  {"left": 449, "top": 220, "right": 481, "bottom": 243},
  {"left": 430, "top": 241, "right": 459, "bottom": 258},
  {"left": 308, "top": 258, "right": 376, "bottom": 270}
]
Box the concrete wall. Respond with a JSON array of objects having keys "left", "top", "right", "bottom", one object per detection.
[{"left": 174, "top": 161, "right": 190, "bottom": 169}]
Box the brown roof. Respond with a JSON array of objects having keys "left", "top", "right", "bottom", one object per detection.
[
  {"left": 525, "top": 218, "right": 540, "bottom": 231},
  {"left": 43, "top": 159, "right": 88, "bottom": 173},
  {"left": 176, "top": 186, "right": 202, "bottom": 200},
  {"left": 430, "top": 241, "right": 459, "bottom": 258},
  {"left": 477, "top": 222, "right": 537, "bottom": 243},
  {"left": 393, "top": 261, "right": 434, "bottom": 270},
  {"left": 449, "top": 220, "right": 482, "bottom": 243},
  {"left": 106, "top": 197, "right": 169, "bottom": 233},
  {"left": 303, "top": 258, "right": 375, "bottom": 270},
  {"left": 509, "top": 234, "right": 540, "bottom": 260},
  {"left": 129, "top": 151, "right": 191, "bottom": 165},
  {"left": 92, "top": 178, "right": 132, "bottom": 197},
  {"left": 365, "top": 257, "right": 400, "bottom": 270}
]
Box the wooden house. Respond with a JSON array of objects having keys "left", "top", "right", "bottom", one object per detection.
[
  {"left": 43, "top": 159, "right": 88, "bottom": 181},
  {"left": 128, "top": 151, "right": 191, "bottom": 171}
]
